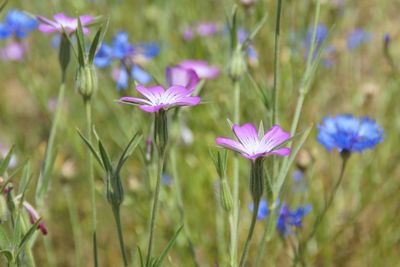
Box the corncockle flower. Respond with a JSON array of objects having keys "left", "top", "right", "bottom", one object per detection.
[
  {"left": 249, "top": 199, "right": 269, "bottom": 220},
  {"left": 216, "top": 123, "right": 291, "bottom": 161},
  {"left": 119, "top": 84, "right": 201, "bottom": 113},
  {"left": 0, "top": 41, "right": 26, "bottom": 61},
  {"left": 178, "top": 60, "right": 220, "bottom": 80},
  {"left": 166, "top": 66, "right": 199, "bottom": 91},
  {"left": 276, "top": 203, "right": 311, "bottom": 236},
  {"left": 94, "top": 31, "right": 159, "bottom": 90},
  {"left": 317, "top": 114, "right": 383, "bottom": 153},
  {"left": 38, "top": 13, "right": 94, "bottom": 34},
  {"left": 347, "top": 29, "right": 372, "bottom": 50},
  {"left": 22, "top": 201, "right": 48, "bottom": 235},
  {"left": 0, "top": 10, "right": 37, "bottom": 39}
]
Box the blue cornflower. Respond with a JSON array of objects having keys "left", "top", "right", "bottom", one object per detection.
[
  {"left": 249, "top": 199, "right": 269, "bottom": 220},
  {"left": 304, "top": 24, "right": 335, "bottom": 67},
  {"left": 0, "top": 10, "right": 37, "bottom": 40},
  {"left": 317, "top": 114, "right": 383, "bottom": 153},
  {"left": 347, "top": 29, "right": 372, "bottom": 50},
  {"left": 276, "top": 203, "right": 312, "bottom": 236},
  {"left": 94, "top": 31, "right": 159, "bottom": 90}
]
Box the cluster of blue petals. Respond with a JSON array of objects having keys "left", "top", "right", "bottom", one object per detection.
[{"left": 0, "top": 10, "right": 37, "bottom": 40}]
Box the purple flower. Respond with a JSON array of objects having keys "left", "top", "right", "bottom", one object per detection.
[
  {"left": 347, "top": 29, "right": 372, "bottom": 50},
  {"left": 38, "top": 13, "right": 94, "bottom": 34},
  {"left": 216, "top": 123, "right": 291, "bottom": 160},
  {"left": 22, "top": 201, "right": 48, "bottom": 235},
  {"left": 196, "top": 22, "right": 218, "bottom": 37},
  {"left": 119, "top": 84, "right": 201, "bottom": 113},
  {"left": 178, "top": 60, "right": 220, "bottom": 80},
  {"left": 166, "top": 66, "right": 199, "bottom": 91},
  {"left": 182, "top": 27, "right": 195, "bottom": 41},
  {"left": 0, "top": 41, "right": 27, "bottom": 61},
  {"left": 277, "top": 203, "right": 312, "bottom": 236}
]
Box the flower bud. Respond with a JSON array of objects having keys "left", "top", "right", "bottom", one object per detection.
[
  {"left": 250, "top": 158, "right": 264, "bottom": 202},
  {"left": 154, "top": 110, "right": 168, "bottom": 155},
  {"left": 75, "top": 64, "right": 98, "bottom": 101},
  {"left": 229, "top": 47, "right": 247, "bottom": 81},
  {"left": 220, "top": 179, "right": 233, "bottom": 212}
]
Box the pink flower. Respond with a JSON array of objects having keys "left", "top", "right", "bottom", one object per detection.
[
  {"left": 0, "top": 41, "right": 27, "bottom": 61},
  {"left": 196, "top": 23, "right": 218, "bottom": 37},
  {"left": 178, "top": 60, "right": 220, "bottom": 80},
  {"left": 119, "top": 84, "right": 201, "bottom": 113},
  {"left": 38, "top": 13, "right": 93, "bottom": 34},
  {"left": 22, "top": 201, "right": 48, "bottom": 235},
  {"left": 216, "top": 123, "right": 291, "bottom": 160},
  {"left": 166, "top": 66, "right": 199, "bottom": 91}
]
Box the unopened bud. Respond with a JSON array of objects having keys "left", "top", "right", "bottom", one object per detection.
[
  {"left": 59, "top": 33, "right": 71, "bottom": 78},
  {"left": 107, "top": 173, "right": 124, "bottom": 208},
  {"left": 229, "top": 47, "right": 247, "bottom": 81},
  {"left": 75, "top": 64, "right": 98, "bottom": 101}
]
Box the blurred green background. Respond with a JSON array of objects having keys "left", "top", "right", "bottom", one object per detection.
[{"left": 0, "top": 0, "right": 399, "bottom": 266}]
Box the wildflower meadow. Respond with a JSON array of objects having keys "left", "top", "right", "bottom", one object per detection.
[{"left": 0, "top": 0, "right": 398, "bottom": 266}]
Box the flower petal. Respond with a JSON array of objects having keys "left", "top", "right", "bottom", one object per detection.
[
  {"left": 232, "top": 123, "right": 259, "bottom": 150},
  {"left": 139, "top": 105, "right": 164, "bottom": 113},
  {"left": 136, "top": 85, "right": 165, "bottom": 103},
  {"left": 265, "top": 148, "right": 291, "bottom": 156},
  {"left": 260, "top": 125, "right": 290, "bottom": 151},
  {"left": 216, "top": 137, "right": 246, "bottom": 154}
]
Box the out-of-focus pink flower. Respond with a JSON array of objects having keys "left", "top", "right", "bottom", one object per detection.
[
  {"left": 119, "top": 84, "right": 201, "bottom": 113},
  {"left": 178, "top": 60, "right": 220, "bottom": 80},
  {"left": 196, "top": 22, "right": 218, "bottom": 37},
  {"left": 22, "top": 201, "right": 48, "bottom": 235},
  {"left": 38, "top": 13, "right": 93, "bottom": 34},
  {"left": 0, "top": 41, "right": 27, "bottom": 61},
  {"left": 182, "top": 27, "right": 195, "bottom": 41},
  {"left": 166, "top": 66, "right": 199, "bottom": 91}
]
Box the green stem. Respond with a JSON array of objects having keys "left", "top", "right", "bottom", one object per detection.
[
  {"left": 112, "top": 207, "right": 129, "bottom": 267},
  {"left": 145, "top": 150, "right": 165, "bottom": 266},
  {"left": 295, "top": 154, "right": 349, "bottom": 266},
  {"left": 238, "top": 198, "right": 260, "bottom": 267},
  {"left": 253, "top": 209, "right": 276, "bottom": 267},
  {"left": 65, "top": 186, "right": 83, "bottom": 267},
  {"left": 84, "top": 100, "right": 98, "bottom": 267},
  {"left": 271, "top": 0, "right": 283, "bottom": 126},
  {"left": 230, "top": 80, "right": 241, "bottom": 267},
  {"left": 170, "top": 148, "right": 200, "bottom": 267}
]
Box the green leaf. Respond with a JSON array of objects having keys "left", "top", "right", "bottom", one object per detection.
[
  {"left": 115, "top": 133, "right": 142, "bottom": 174},
  {"left": 0, "top": 250, "right": 13, "bottom": 263},
  {"left": 258, "top": 121, "right": 265, "bottom": 139},
  {"left": 88, "top": 17, "right": 109, "bottom": 64},
  {"left": 77, "top": 129, "right": 104, "bottom": 169},
  {"left": 0, "top": 227, "right": 10, "bottom": 248},
  {"left": 98, "top": 140, "right": 112, "bottom": 173},
  {"left": 0, "top": 0, "right": 8, "bottom": 13},
  {"left": 75, "top": 17, "right": 86, "bottom": 67},
  {"left": 240, "top": 12, "right": 268, "bottom": 51},
  {"left": 229, "top": 5, "right": 238, "bottom": 51},
  {"left": 13, "top": 213, "right": 21, "bottom": 249},
  {"left": 0, "top": 145, "right": 15, "bottom": 176},
  {"left": 16, "top": 219, "right": 42, "bottom": 257},
  {"left": 154, "top": 225, "right": 183, "bottom": 266},
  {"left": 18, "top": 162, "right": 31, "bottom": 198}
]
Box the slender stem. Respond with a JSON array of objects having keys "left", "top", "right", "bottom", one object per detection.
[
  {"left": 84, "top": 99, "right": 98, "bottom": 267},
  {"left": 36, "top": 80, "right": 66, "bottom": 204},
  {"left": 271, "top": 0, "right": 283, "bottom": 126},
  {"left": 238, "top": 198, "right": 260, "bottom": 267},
  {"left": 253, "top": 210, "right": 276, "bottom": 267},
  {"left": 170, "top": 148, "right": 200, "bottom": 267},
  {"left": 230, "top": 80, "right": 241, "bottom": 267},
  {"left": 295, "top": 154, "right": 349, "bottom": 266},
  {"left": 145, "top": 151, "right": 165, "bottom": 266},
  {"left": 112, "top": 207, "right": 129, "bottom": 267},
  {"left": 65, "top": 186, "right": 83, "bottom": 267}
]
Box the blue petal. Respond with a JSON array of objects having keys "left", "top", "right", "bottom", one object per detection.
[{"left": 131, "top": 65, "right": 152, "bottom": 84}]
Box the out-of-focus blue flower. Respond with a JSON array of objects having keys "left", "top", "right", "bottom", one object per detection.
[
  {"left": 317, "top": 114, "right": 383, "bottom": 153},
  {"left": 276, "top": 203, "right": 312, "bottom": 236},
  {"left": 304, "top": 24, "right": 335, "bottom": 67},
  {"left": 94, "top": 31, "right": 159, "bottom": 90},
  {"left": 249, "top": 199, "right": 269, "bottom": 220},
  {"left": 162, "top": 174, "right": 173, "bottom": 186},
  {"left": 347, "top": 29, "right": 372, "bottom": 50},
  {"left": 236, "top": 27, "right": 259, "bottom": 66},
  {"left": 0, "top": 10, "right": 37, "bottom": 40}
]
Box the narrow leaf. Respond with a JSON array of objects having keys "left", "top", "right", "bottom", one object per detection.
[
  {"left": 0, "top": 145, "right": 15, "bottom": 176},
  {"left": 116, "top": 133, "right": 142, "bottom": 174},
  {"left": 0, "top": 0, "right": 8, "bottom": 13},
  {"left": 154, "top": 225, "right": 183, "bottom": 266},
  {"left": 77, "top": 129, "right": 104, "bottom": 169},
  {"left": 75, "top": 17, "right": 86, "bottom": 67},
  {"left": 16, "top": 219, "right": 42, "bottom": 257},
  {"left": 98, "top": 140, "right": 112, "bottom": 173}
]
